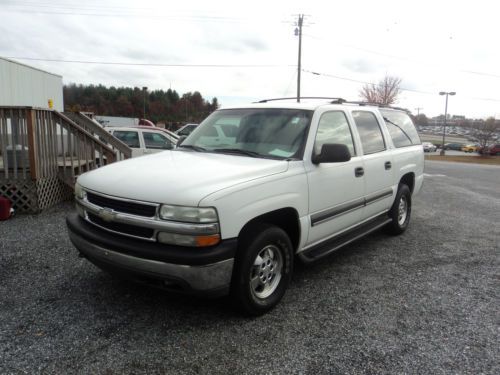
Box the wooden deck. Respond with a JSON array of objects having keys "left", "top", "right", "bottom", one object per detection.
[{"left": 0, "top": 157, "right": 92, "bottom": 171}]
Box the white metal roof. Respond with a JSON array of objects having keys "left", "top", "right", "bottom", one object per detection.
[{"left": 0, "top": 57, "right": 63, "bottom": 78}]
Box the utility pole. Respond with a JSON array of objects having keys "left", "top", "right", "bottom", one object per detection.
[
  {"left": 415, "top": 107, "right": 423, "bottom": 125},
  {"left": 295, "top": 14, "right": 304, "bottom": 103},
  {"left": 142, "top": 86, "right": 148, "bottom": 119}
]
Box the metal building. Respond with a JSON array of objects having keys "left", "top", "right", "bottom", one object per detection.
[{"left": 0, "top": 57, "right": 63, "bottom": 110}]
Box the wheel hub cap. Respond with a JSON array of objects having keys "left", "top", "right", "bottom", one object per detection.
[
  {"left": 250, "top": 245, "right": 283, "bottom": 299},
  {"left": 398, "top": 196, "right": 408, "bottom": 226}
]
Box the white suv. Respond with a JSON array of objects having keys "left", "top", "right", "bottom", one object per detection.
[
  {"left": 67, "top": 99, "right": 424, "bottom": 315},
  {"left": 107, "top": 126, "right": 178, "bottom": 157}
]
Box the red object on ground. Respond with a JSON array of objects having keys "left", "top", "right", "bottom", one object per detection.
[{"left": 0, "top": 196, "right": 12, "bottom": 220}]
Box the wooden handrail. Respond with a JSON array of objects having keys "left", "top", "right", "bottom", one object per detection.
[
  {"left": 63, "top": 112, "right": 132, "bottom": 159},
  {"left": 53, "top": 111, "right": 117, "bottom": 156},
  {"left": 1, "top": 107, "right": 124, "bottom": 186}
]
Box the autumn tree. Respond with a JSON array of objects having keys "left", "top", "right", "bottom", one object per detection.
[
  {"left": 471, "top": 117, "right": 500, "bottom": 153},
  {"left": 359, "top": 75, "right": 402, "bottom": 105},
  {"left": 63, "top": 84, "right": 218, "bottom": 124}
]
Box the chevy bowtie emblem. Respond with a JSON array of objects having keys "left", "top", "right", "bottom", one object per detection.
[{"left": 98, "top": 207, "right": 116, "bottom": 222}]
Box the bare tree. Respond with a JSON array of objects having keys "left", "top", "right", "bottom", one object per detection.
[
  {"left": 471, "top": 117, "right": 500, "bottom": 153},
  {"left": 359, "top": 75, "right": 402, "bottom": 105}
]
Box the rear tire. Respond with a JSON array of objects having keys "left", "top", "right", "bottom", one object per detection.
[
  {"left": 230, "top": 224, "right": 293, "bottom": 316},
  {"left": 386, "top": 184, "right": 412, "bottom": 235}
]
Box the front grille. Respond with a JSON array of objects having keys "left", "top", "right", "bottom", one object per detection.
[
  {"left": 87, "top": 213, "right": 155, "bottom": 239},
  {"left": 87, "top": 192, "right": 157, "bottom": 217}
]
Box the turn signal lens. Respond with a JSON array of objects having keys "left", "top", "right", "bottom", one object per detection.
[
  {"left": 157, "top": 232, "right": 221, "bottom": 247},
  {"left": 195, "top": 234, "right": 221, "bottom": 247}
]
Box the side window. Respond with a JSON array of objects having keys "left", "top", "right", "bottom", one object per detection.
[
  {"left": 352, "top": 111, "right": 385, "bottom": 154},
  {"left": 380, "top": 109, "right": 421, "bottom": 147},
  {"left": 143, "top": 132, "right": 173, "bottom": 149},
  {"left": 113, "top": 131, "right": 140, "bottom": 148},
  {"left": 314, "top": 111, "right": 355, "bottom": 156}
]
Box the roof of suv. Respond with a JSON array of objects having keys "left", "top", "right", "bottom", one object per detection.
[{"left": 221, "top": 98, "right": 407, "bottom": 112}]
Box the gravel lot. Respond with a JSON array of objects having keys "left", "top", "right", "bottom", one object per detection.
[{"left": 1, "top": 160, "right": 498, "bottom": 374}]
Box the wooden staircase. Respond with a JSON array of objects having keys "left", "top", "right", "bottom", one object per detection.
[{"left": 0, "top": 107, "right": 132, "bottom": 212}]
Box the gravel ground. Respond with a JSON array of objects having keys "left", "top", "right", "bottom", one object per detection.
[{"left": 0, "top": 160, "right": 498, "bottom": 374}]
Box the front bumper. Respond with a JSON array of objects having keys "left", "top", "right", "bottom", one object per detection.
[{"left": 66, "top": 213, "right": 236, "bottom": 296}]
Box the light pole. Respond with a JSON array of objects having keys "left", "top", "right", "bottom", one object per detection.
[
  {"left": 439, "top": 91, "right": 456, "bottom": 156},
  {"left": 142, "top": 86, "right": 148, "bottom": 119}
]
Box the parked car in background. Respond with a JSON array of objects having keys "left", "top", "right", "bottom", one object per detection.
[
  {"left": 461, "top": 144, "right": 479, "bottom": 153},
  {"left": 486, "top": 144, "right": 500, "bottom": 155},
  {"left": 108, "top": 126, "right": 177, "bottom": 157},
  {"left": 444, "top": 143, "right": 465, "bottom": 151},
  {"left": 422, "top": 142, "right": 437, "bottom": 152},
  {"left": 175, "top": 123, "right": 198, "bottom": 136}
]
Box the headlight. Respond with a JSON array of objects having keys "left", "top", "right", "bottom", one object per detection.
[
  {"left": 74, "top": 182, "right": 85, "bottom": 200},
  {"left": 159, "top": 205, "right": 218, "bottom": 223}
]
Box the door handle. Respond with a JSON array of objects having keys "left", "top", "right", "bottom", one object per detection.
[
  {"left": 385, "top": 161, "right": 392, "bottom": 170},
  {"left": 355, "top": 167, "right": 364, "bottom": 177}
]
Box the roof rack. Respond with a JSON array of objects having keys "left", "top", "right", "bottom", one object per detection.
[
  {"left": 334, "top": 101, "right": 410, "bottom": 112},
  {"left": 253, "top": 98, "right": 409, "bottom": 112},
  {"left": 255, "top": 97, "right": 346, "bottom": 104}
]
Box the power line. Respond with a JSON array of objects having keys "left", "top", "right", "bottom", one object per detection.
[
  {"left": 302, "top": 69, "right": 434, "bottom": 95},
  {"left": 302, "top": 69, "right": 500, "bottom": 103},
  {"left": 5, "top": 57, "right": 294, "bottom": 68},
  {"left": 0, "top": 5, "right": 248, "bottom": 22},
  {"left": 303, "top": 33, "right": 500, "bottom": 80}
]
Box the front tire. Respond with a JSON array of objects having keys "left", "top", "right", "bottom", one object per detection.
[
  {"left": 230, "top": 224, "right": 293, "bottom": 316},
  {"left": 386, "top": 184, "right": 412, "bottom": 235}
]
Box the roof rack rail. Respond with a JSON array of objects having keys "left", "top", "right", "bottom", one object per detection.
[
  {"left": 339, "top": 101, "right": 411, "bottom": 112},
  {"left": 255, "top": 97, "right": 346, "bottom": 103},
  {"left": 253, "top": 98, "right": 409, "bottom": 112}
]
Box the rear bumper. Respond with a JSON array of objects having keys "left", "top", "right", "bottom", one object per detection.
[{"left": 66, "top": 213, "right": 236, "bottom": 296}]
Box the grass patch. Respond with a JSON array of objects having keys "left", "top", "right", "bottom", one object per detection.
[{"left": 425, "top": 155, "right": 500, "bottom": 165}]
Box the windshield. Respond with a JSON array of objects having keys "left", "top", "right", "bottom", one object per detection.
[{"left": 178, "top": 108, "right": 313, "bottom": 160}]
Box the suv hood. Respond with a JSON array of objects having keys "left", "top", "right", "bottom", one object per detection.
[{"left": 78, "top": 151, "right": 289, "bottom": 206}]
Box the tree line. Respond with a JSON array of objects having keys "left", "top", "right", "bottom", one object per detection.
[{"left": 63, "top": 84, "right": 219, "bottom": 125}]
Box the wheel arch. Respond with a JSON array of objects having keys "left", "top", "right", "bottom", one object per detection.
[
  {"left": 238, "top": 207, "right": 301, "bottom": 253},
  {"left": 399, "top": 172, "right": 415, "bottom": 193}
]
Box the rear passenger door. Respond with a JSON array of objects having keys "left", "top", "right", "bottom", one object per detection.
[{"left": 351, "top": 110, "right": 394, "bottom": 219}]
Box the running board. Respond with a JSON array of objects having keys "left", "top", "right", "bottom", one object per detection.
[{"left": 299, "top": 214, "right": 392, "bottom": 263}]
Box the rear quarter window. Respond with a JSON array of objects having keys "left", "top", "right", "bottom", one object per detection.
[{"left": 380, "top": 110, "right": 421, "bottom": 148}]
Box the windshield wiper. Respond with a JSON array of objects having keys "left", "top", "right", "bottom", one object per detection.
[
  {"left": 178, "top": 144, "right": 207, "bottom": 152},
  {"left": 212, "top": 148, "right": 262, "bottom": 158}
]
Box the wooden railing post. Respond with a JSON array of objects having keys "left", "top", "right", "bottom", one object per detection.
[{"left": 26, "top": 108, "right": 38, "bottom": 180}]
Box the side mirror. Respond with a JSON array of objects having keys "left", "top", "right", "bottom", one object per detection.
[
  {"left": 312, "top": 144, "right": 351, "bottom": 164},
  {"left": 176, "top": 136, "right": 187, "bottom": 147}
]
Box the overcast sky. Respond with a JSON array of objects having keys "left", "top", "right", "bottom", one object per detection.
[{"left": 1, "top": 0, "right": 498, "bottom": 119}]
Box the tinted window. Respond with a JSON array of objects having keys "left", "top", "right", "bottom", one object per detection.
[
  {"left": 314, "top": 111, "right": 355, "bottom": 156},
  {"left": 143, "top": 132, "right": 173, "bottom": 149},
  {"left": 113, "top": 131, "right": 140, "bottom": 148},
  {"left": 352, "top": 111, "right": 385, "bottom": 154},
  {"left": 380, "top": 109, "right": 421, "bottom": 147}
]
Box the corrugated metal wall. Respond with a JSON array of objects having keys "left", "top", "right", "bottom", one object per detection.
[{"left": 0, "top": 57, "right": 63, "bottom": 111}]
